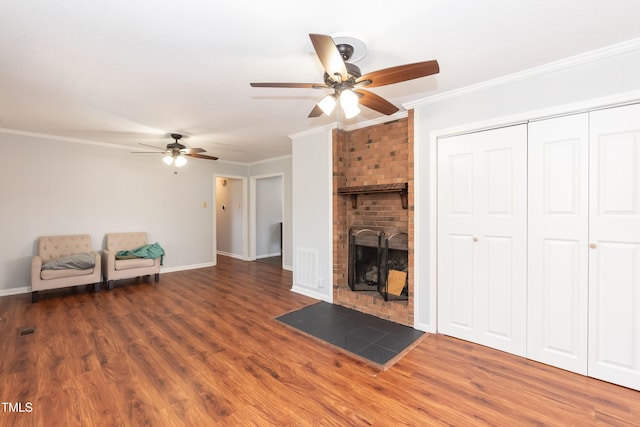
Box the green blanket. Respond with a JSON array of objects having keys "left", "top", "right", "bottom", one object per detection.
[{"left": 116, "top": 242, "right": 165, "bottom": 265}]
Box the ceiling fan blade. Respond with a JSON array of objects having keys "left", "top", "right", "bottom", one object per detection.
[
  {"left": 250, "top": 82, "right": 326, "bottom": 88},
  {"left": 308, "top": 104, "right": 323, "bottom": 118},
  {"left": 309, "top": 33, "right": 348, "bottom": 81},
  {"left": 185, "top": 153, "right": 218, "bottom": 161},
  {"left": 181, "top": 147, "right": 205, "bottom": 154},
  {"left": 356, "top": 89, "right": 400, "bottom": 115},
  {"left": 357, "top": 60, "right": 440, "bottom": 88}
]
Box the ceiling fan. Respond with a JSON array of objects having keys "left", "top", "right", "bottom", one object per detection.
[
  {"left": 250, "top": 33, "right": 439, "bottom": 119},
  {"left": 132, "top": 133, "right": 218, "bottom": 166}
]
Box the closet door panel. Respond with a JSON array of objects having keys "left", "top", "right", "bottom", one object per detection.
[
  {"left": 589, "top": 104, "right": 640, "bottom": 391},
  {"left": 438, "top": 137, "right": 477, "bottom": 341},
  {"left": 528, "top": 114, "right": 589, "bottom": 374},
  {"left": 438, "top": 125, "right": 527, "bottom": 356},
  {"left": 475, "top": 127, "right": 527, "bottom": 356}
]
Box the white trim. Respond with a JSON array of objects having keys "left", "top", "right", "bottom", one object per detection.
[
  {"left": 160, "top": 262, "right": 217, "bottom": 273},
  {"left": 256, "top": 252, "right": 282, "bottom": 259},
  {"left": 213, "top": 174, "right": 249, "bottom": 265},
  {"left": 282, "top": 264, "right": 293, "bottom": 272},
  {"left": 0, "top": 127, "right": 288, "bottom": 167},
  {"left": 249, "top": 172, "right": 285, "bottom": 265},
  {"left": 0, "top": 262, "right": 220, "bottom": 296},
  {"left": 405, "top": 37, "right": 640, "bottom": 110},
  {"left": 216, "top": 250, "right": 246, "bottom": 260},
  {"left": 341, "top": 111, "right": 408, "bottom": 132},
  {"left": 290, "top": 285, "right": 326, "bottom": 302},
  {"left": 432, "top": 91, "right": 640, "bottom": 140},
  {"left": 413, "top": 108, "right": 422, "bottom": 331},
  {"left": 289, "top": 122, "right": 338, "bottom": 140},
  {"left": 413, "top": 108, "right": 438, "bottom": 333},
  {"left": 0, "top": 128, "right": 135, "bottom": 150},
  {"left": 0, "top": 286, "right": 31, "bottom": 296},
  {"left": 326, "top": 129, "right": 334, "bottom": 303},
  {"left": 248, "top": 154, "right": 292, "bottom": 166},
  {"left": 249, "top": 177, "right": 256, "bottom": 260}
]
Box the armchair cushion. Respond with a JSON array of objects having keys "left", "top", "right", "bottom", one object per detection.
[
  {"left": 114, "top": 258, "right": 155, "bottom": 270},
  {"left": 41, "top": 267, "right": 94, "bottom": 280},
  {"left": 42, "top": 252, "right": 96, "bottom": 270}
]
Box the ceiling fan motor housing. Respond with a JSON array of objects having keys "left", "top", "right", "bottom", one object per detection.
[
  {"left": 168, "top": 133, "right": 186, "bottom": 152},
  {"left": 324, "top": 62, "right": 362, "bottom": 86},
  {"left": 336, "top": 43, "right": 354, "bottom": 61}
]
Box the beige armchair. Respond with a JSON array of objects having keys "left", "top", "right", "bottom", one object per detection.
[
  {"left": 102, "top": 232, "right": 161, "bottom": 290},
  {"left": 31, "top": 234, "right": 101, "bottom": 302}
]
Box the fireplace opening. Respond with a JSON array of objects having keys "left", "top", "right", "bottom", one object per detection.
[
  {"left": 378, "top": 232, "right": 409, "bottom": 301},
  {"left": 348, "top": 228, "right": 382, "bottom": 291},
  {"left": 348, "top": 228, "right": 409, "bottom": 301}
]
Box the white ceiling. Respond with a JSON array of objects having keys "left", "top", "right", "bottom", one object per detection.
[{"left": 2, "top": 1, "right": 640, "bottom": 163}]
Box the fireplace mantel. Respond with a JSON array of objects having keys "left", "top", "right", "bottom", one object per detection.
[{"left": 337, "top": 182, "right": 408, "bottom": 209}]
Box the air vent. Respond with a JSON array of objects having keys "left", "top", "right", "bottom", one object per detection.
[{"left": 18, "top": 326, "right": 35, "bottom": 336}]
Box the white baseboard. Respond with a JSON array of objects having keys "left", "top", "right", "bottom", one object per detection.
[
  {"left": 290, "top": 285, "right": 329, "bottom": 302},
  {"left": 216, "top": 250, "right": 246, "bottom": 261},
  {"left": 0, "top": 286, "right": 31, "bottom": 296},
  {"left": 282, "top": 264, "right": 293, "bottom": 272},
  {"left": 414, "top": 321, "right": 436, "bottom": 333},
  {"left": 160, "top": 262, "right": 216, "bottom": 273},
  {"left": 256, "top": 252, "right": 282, "bottom": 259},
  {"left": 0, "top": 263, "right": 218, "bottom": 298}
]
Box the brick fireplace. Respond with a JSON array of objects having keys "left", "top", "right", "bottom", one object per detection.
[{"left": 332, "top": 113, "right": 415, "bottom": 326}]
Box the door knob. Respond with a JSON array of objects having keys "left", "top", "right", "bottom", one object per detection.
[
  {"left": 473, "top": 237, "right": 478, "bottom": 242},
  {"left": 589, "top": 242, "right": 597, "bottom": 249}
]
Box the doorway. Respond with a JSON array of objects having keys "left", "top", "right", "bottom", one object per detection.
[
  {"left": 214, "top": 175, "right": 248, "bottom": 262},
  {"left": 250, "top": 174, "right": 284, "bottom": 267}
]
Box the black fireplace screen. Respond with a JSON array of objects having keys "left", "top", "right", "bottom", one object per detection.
[
  {"left": 348, "top": 228, "right": 408, "bottom": 301},
  {"left": 379, "top": 232, "right": 409, "bottom": 301},
  {"left": 348, "top": 228, "right": 382, "bottom": 292}
]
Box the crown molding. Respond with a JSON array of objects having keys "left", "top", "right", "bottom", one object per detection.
[
  {"left": 405, "top": 37, "right": 640, "bottom": 110},
  {"left": 0, "top": 127, "right": 130, "bottom": 150},
  {"left": 248, "top": 154, "right": 292, "bottom": 166},
  {"left": 341, "top": 110, "right": 408, "bottom": 132},
  {"left": 288, "top": 122, "right": 338, "bottom": 140}
]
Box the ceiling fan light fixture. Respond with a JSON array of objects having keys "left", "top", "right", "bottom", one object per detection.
[
  {"left": 340, "top": 90, "right": 360, "bottom": 118},
  {"left": 318, "top": 94, "right": 337, "bottom": 115},
  {"left": 174, "top": 155, "right": 187, "bottom": 167},
  {"left": 340, "top": 89, "right": 358, "bottom": 109},
  {"left": 343, "top": 104, "right": 361, "bottom": 119},
  {"left": 163, "top": 154, "right": 174, "bottom": 165}
]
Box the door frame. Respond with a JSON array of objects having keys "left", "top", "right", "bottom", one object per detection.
[
  {"left": 213, "top": 174, "right": 249, "bottom": 264},
  {"left": 249, "top": 173, "right": 285, "bottom": 266}
]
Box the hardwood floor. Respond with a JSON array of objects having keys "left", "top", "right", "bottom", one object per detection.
[{"left": 1, "top": 256, "right": 639, "bottom": 426}]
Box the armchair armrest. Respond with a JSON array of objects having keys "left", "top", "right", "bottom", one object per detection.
[
  {"left": 31, "top": 255, "right": 43, "bottom": 284},
  {"left": 102, "top": 249, "right": 115, "bottom": 276}
]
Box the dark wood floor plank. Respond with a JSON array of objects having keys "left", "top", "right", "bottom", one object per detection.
[{"left": 1, "top": 255, "right": 640, "bottom": 426}]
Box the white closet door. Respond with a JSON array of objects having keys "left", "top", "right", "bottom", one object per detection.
[
  {"left": 437, "top": 133, "right": 477, "bottom": 343},
  {"left": 438, "top": 125, "right": 527, "bottom": 356},
  {"left": 589, "top": 104, "right": 640, "bottom": 391},
  {"left": 528, "top": 114, "right": 589, "bottom": 374}
]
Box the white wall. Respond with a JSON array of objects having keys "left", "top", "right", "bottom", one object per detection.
[
  {"left": 255, "top": 176, "right": 282, "bottom": 258},
  {"left": 249, "top": 155, "right": 292, "bottom": 269},
  {"left": 215, "top": 177, "right": 245, "bottom": 258},
  {"left": 0, "top": 131, "right": 248, "bottom": 294},
  {"left": 290, "top": 127, "right": 333, "bottom": 301},
  {"left": 411, "top": 40, "right": 640, "bottom": 331}
]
